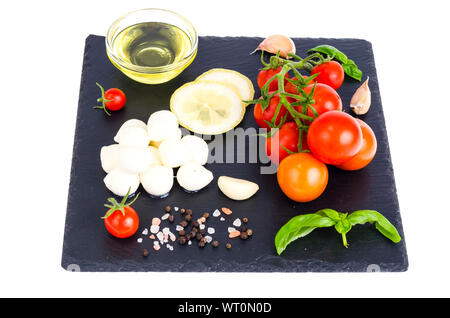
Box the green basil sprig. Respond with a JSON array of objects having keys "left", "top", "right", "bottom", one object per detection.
[
  {"left": 307, "top": 45, "right": 363, "bottom": 81},
  {"left": 275, "top": 209, "right": 401, "bottom": 255}
]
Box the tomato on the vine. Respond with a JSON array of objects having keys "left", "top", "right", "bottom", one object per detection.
[
  {"left": 336, "top": 119, "right": 377, "bottom": 171},
  {"left": 295, "top": 83, "right": 342, "bottom": 120},
  {"left": 253, "top": 93, "right": 294, "bottom": 130},
  {"left": 102, "top": 190, "right": 139, "bottom": 239},
  {"left": 257, "top": 67, "right": 289, "bottom": 91},
  {"left": 94, "top": 82, "right": 126, "bottom": 116},
  {"left": 307, "top": 111, "right": 363, "bottom": 165},
  {"left": 277, "top": 153, "right": 328, "bottom": 202},
  {"left": 311, "top": 61, "right": 345, "bottom": 90},
  {"left": 284, "top": 76, "right": 315, "bottom": 95},
  {"left": 266, "top": 122, "right": 308, "bottom": 164}
]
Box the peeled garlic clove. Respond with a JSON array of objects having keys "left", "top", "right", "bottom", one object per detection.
[
  {"left": 147, "top": 110, "right": 179, "bottom": 143},
  {"left": 176, "top": 163, "right": 213, "bottom": 192},
  {"left": 114, "top": 119, "right": 147, "bottom": 143},
  {"left": 350, "top": 77, "right": 371, "bottom": 115},
  {"left": 140, "top": 165, "right": 174, "bottom": 198},
  {"left": 118, "top": 145, "right": 152, "bottom": 174},
  {"left": 117, "top": 126, "right": 150, "bottom": 147},
  {"left": 180, "top": 134, "right": 209, "bottom": 165},
  {"left": 218, "top": 176, "right": 259, "bottom": 200},
  {"left": 158, "top": 138, "right": 188, "bottom": 168},
  {"left": 103, "top": 168, "right": 140, "bottom": 197},
  {"left": 100, "top": 144, "right": 120, "bottom": 173},
  {"left": 255, "top": 35, "right": 296, "bottom": 58}
]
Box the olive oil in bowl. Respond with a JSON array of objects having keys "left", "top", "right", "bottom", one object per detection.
[{"left": 107, "top": 15, "right": 197, "bottom": 84}]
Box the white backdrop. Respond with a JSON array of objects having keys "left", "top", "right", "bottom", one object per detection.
[{"left": 0, "top": 0, "right": 449, "bottom": 297}]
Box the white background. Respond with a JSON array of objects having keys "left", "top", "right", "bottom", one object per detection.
[{"left": 0, "top": 0, "right": 449, "bottom": 298}]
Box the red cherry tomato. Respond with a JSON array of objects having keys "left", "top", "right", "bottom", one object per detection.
[
  {"left": 266, "top": 122, "right": 307, "bottom": 164},
  {"left": 257, "top": 67, "right": 289, "bottom": 91},
  {"left": 102, "top": 191, "right": 139, "bottom": 239},
  {"left": 253, "top": 93, "right": 294, "bottom": 131},
  {"left": 296, "top": 83, "right": 342, "bottom": 120},
  {"left": 104, "top": 88, "right": 126, "bottom": 111},
  {"left": 336, "top": 119, "right": 377, "bottom": 170},
  {"left": 307, "top": 111, "right": 363, "bottom": 165},
  {"left": 104, "top": 206, "right": 139, "bottom": 238},
  {"left": 311, "top": 61, "right": 345, "bottom": 90},
  {"left": 277, "top": 153, "right": 328, "bottom": 202}
]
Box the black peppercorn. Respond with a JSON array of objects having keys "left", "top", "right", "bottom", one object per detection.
[
  {"left": 178, "top": 236, "right": 187, "bottom": 245},
  {"left": 184, "top": 214, "right": 192, "bottom": 222},
  {"left": 198, "top": 241, "right": 206, "bottom": 248},
  {"left": 142, "top": 249, "right": 149, "bottom": 257},
  {"left": 179, "top": 220, "right": 188, "bottom": 228},
  {"left": 212, "top": 241, "right": 219, "bottom": 248},
  {"left": 226, "top": 243, "right": 232, "bottom": 249},
  {"left": 179, "top": 230, "right": 186, "bottom": 236},
  {"left": 165, "top": 206, "right": 171, "bottom": 212},
  {"left": 186, "top": 209, "right": 193, "bottom": 215},
  {"left": 240, "top": 232, "right": 248, "bottom": 240},
  {"left": 242, "top": 217, "right": 248, "bottom": 223},
  {"left": 168, "top": 215, "right": 174, "bottom": 223}
]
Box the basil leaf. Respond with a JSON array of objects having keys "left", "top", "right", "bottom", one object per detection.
[
  {"left": 275, "top": 214, "right": 336, "bottom": 255},
  {"left": 316, "top": 209, "right": 341, "bottom": 222},
  {"left": 347, "top": 210, "right": 402, "bottom": 243},
  {"left": 307, "top": 45, "right": 363, "bottom": 81}
]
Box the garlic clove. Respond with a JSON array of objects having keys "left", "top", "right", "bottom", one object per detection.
[
  {"left": 218, "top": 176, "right": 259, "bottom": 201},
  {"left": 350, "top": 77, "right": 371, "bottom": 115},
  {"left": 254, "top": 35, "right": 296, "bottom": 58}
]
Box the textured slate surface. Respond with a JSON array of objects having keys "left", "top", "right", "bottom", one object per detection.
[{"left": 61, "top": 35, "right": 408, "bottom": 272}]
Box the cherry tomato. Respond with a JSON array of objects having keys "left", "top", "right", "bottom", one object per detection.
[
  {"left": 307, "top": 111, "right": 363, "bottom": 165},
  {"left": 257, "top": 67, "right": 289, "bottom": 91},
  {"left": 311, "top": 61, "right": 345, "bottom": 90},
  {"left": 253, "top": 93, "right": 294, "bottom": 130},
  {"left": 104, "top": 206, "right": 139, "bottom": 238},
  {"left": 336, "top": 119, "right": 377, "bottom": 170},
  {"left": 104, "top": 88, "right": 126, "bottom": 111},
  {"left": 301, "top": 83, "right": 342, "bottom": 119},
  {"left": 277, "top": 153, "right": 328, "bottom": 202},
  {"left": 266, "top": 122, "right": 302, "bottom": 164}
]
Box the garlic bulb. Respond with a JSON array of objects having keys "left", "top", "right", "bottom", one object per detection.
[
  {"left": 350, "top": 77, "right": 371, "bottom": 115},
  {"left": 254, "top": 35, "right": 296, "bottom": 58}
]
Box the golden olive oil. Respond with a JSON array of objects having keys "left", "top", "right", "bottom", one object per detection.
[{"left": 109, "top": 22, "right": 196, "bottom": 84}]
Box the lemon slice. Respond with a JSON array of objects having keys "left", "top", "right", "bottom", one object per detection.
[
  {"left": 170, "top": 81, "right": 245, "bottom": 135},
  {"left": 196, "top": 68, "right": 255, "bottom": 105}
]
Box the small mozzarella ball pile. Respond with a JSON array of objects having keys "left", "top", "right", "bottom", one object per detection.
[{"left": 100, "top": 110, "right": 213, "bottom": 197}]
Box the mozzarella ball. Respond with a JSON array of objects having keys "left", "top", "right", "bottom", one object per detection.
[
  {"left": 114, "top": 119, "right": 147, "bottom": 143},
  {"left": 158, "top": 138, "right": 188, "bottom": 168},
  {"left": 180, "top": 135, "right": 209, "bottom": 165},
  {"left": 176, "top": 163, "right": 214, "bottom": 192},
  {"left": 118, "top": 145, "right": 154, "bottom": 174},
  {"left": 147, "top": 110, "right": 179, "bottom": 143},
  {"left": 149, "top": 127, "right": 182, "bottom": 148},
  {"left": 103, "top": 168, "right": 140, "bottom": 197},
  {"left": 117, "top": 126, "right": 150, "bottom": 147},
  {"left": 100, "top": 144, "right": 120, "bottom": 173},
  {"left": 140, "top": 165, "right": 174, "bottom": 197}
]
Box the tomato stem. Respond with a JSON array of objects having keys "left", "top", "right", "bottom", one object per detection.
[
  {"left": 93, "top": 82, "right": 112, "bottom": 116},
  {"left": 101, "top": 188, "right": 140, "bottom": 219}
]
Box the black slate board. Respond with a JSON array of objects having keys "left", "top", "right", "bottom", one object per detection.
[{"left": 61, "top": 35, "right": 408, "bottom": 272}]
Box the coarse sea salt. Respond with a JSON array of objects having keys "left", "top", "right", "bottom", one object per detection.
[
  {"left": 161, "top": 213, "right": 170, "bottom": 220},
  {"left": 137, "top": 238, "right": 143, "bottom": 243},
  {"left": 228, "top": 227, "right": 236, "bottom": 233},
  {"left": 150, "top": 225, "right": 160, "bottom": 234},
  {"left": 233, "top": 218, "right": 242, "bottom": 227},
  {"left": 156, "top": 231, "right": 164, "bottom": 242},
  {"left": 205, "top": 236, "right": 213, "bottom": 243},
  {"left": 220, "top": 217, "right": 225, "bottom": 221},
  {"left": 174, "top": 207, "right": 179, "bottom": 211},
  {"left": 142, "top": 228, "right": 148, "bottom": 235},
  {"left": 207, "top": 227, "right": 215, "bottom": 234},
  {"left": 213, "top": 209, "right": 221, "bottom": 217},
  {"left": 162, "top": 227, "right": 170, "bottom": 235},
  {"left": 176, "top": 225, "right": 184, "bottom": 231},
  {"left": 188, "top": 240, "right": 192, "bottom": 246},
  {"left": 199, "top": 224, "right": 205, "bottom": 230}
]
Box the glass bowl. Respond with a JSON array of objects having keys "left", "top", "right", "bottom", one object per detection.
[{"left": 106, "top": 8, "right": 198, "bottom": 84}]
